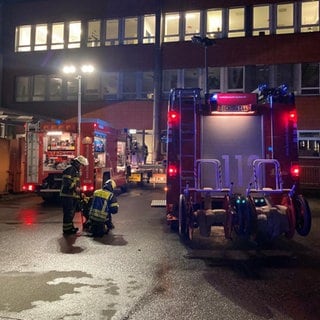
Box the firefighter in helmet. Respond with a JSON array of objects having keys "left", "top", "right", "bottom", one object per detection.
[
  {"left": 88, "top": 179, "right": 119, "bottom": 237},
  {"left": 60, "top": 155, "right": 89, "bottom": 235}
]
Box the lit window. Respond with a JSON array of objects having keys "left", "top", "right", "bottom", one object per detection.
[
  {"left": 228, "top": 7, "right": 245, "bottom": 38},
  {"left": 102, "top": 72, "right": 119, "bottom": 100},
  {"left": 68, "top": 21, "right": 81, "bottom": 48},
  {"left": 105, "top": 19, "right": 119, "bottom": 46},
  {"left": 48, "top": 76, "right": 62, "bottom": 101},
  {"left": 164, "top": 13, "right": 180, "bottom": 42},
  {"left": 15, "top": 25, "right": 31, "bottom": 52},
  {"left": 253, "top": 5, "right": 270, "bottom": 36},
  {"left": 298, "top": 131, "right": 320, "bottom": 157},
  {"left": 276, "top": 3, "right": 294, "bottom": 34},
  {"left": 143, "top": 15, "right": 155, "bottom": 44},
  {"left": 15, "top": 76, "right": 30, "bottom": 102},
  {"left": 35, "top": 24, "right": 48, "bottom": 51},
  {"left": 87, "top": 20, "right": 101, "bottom": 47},
  {"left": 301, "top": 63, "right": 320, "bottom": 95},
  {"left": 124, "top": 17, "right": 138, "bottom": 44},
  {"left": 184, "top": 11, "right": 200, "bottom": 41},
  {"left": 51, "top": 22, "right": 64, "bottom": 50},
  {"left": 301, "top": 1, "right": 319, "bottom": 32},
  {"left": 206, "top": 9, "right": 223, "bottom": 38}
]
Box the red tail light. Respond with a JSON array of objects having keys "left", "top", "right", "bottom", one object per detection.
[
  {"left": 288, "top": 111, "right": 297, "bottom": 122},
  {"left": 290, "top": 164, "right": 300, "bottom": 178},
  {"left": 22, "top": 184, "right": 36, "bottom": 192},
  {"left": 82, "top": 184, "right": 95, "bottom": 192},
  {"left": 168, "top": 110, "right": 179, "bottom": 124},
  {"left": 168, "top": 164, "right": 178, "bottom": 177}
]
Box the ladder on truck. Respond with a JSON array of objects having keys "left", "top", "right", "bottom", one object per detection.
[
  {"left": 169, "top": 88, "right": 202, "bottom": 192},
  {"left": 26, "top": 122, "right": 40, "bottom": 184}
]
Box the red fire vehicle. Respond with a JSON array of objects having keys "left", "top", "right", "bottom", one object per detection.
[
  {"left": 23, "top": 118, "right": 127, "bottom": 201},
  {"left": 165, "top": 87, "right": 311, "bottom": 242}
]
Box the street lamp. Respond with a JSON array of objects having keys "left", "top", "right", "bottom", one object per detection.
[
  {"left": 191, "top": 36, "right": 216, "bottom": 95},
  {"left": 63, "top": 64, "right": 94, "bottom": 155}
]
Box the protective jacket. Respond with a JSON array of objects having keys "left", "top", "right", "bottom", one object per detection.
[
  {"left": 89, "top": 188, "right": 119, "bottom": 223},
  {"left": 60, "top": 162, "right": 80, "bottom": 198}
]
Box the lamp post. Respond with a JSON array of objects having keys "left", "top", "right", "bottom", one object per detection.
[
  {"left": 63, "top": 64, "right": 94, "bottom": 155},
  {"left": 191, "top": 36, "right": 216, "bottom": 95}
]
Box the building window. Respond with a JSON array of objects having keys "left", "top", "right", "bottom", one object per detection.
[
  {"left": 15, "top": 25, "right": 31, "bottom": 52},
  {"left": 253, "top": 5, "right": 270, "bottom": 36},
  {"left": 301, "top": 63, "right": 320, "bottom": 95},
  {"left": 66, "top": 78, "right": 77, "bottom": 101},
  {"left": 123, "top": 17, "right": 138, "bottom": 45},
  {"left": 87, "top": 20, "right": 101, "bottom": 47},
  {"left": 276, "top": 3, "right": 294, "bottom": 34},
  {"left": 105, "top": 19, "right": 119, "bottom": 46},
  {"left": 184, "top": 69, "right": 200, "bottom": 88},
  {"left": 35, "top": 24, "right": 48, "bottom": 51},
  {"left": 162, "top": 69, "right": 178, "bottom": 94},
  {"left": 276, "top": 64, "right": 294, "bottom": 92},
  {"left": 141, "top": 71, "right": 154, "bottom": 99},
  {"left": 15, "top": 76, "right": 31, "bottom": 102},
  {"left": 32, "top": 75, "right": 46, "bottom": 101},
  {"left": 48, "top": 76, "right": 62, "bottom": 101},
  {"left": 300, "top": 1, "right": 319, "bottom": 33},
  {"left": 164, "top": 13, "right": 180, "bottom": 42},
  {"left": 184, "top": 11, "right": 200, "bottom": 41},
  {"left": 84, "top": 74, "right": 100, "bottom": 101},
  {"left": 122, "top": 72, "right": 137, "bottom": 99},
  {"left": 208, "top": 67, "right": 221, "bottom": 92},
  {"left": 298, "top": 131, "right": 320, "bottom": 157},
  {"left": 51, "top": 22, "right": 64, "bottom": 50},
  {"left": 68, "top": 21, "right": 81, "bottom": 48},
  {"left": 143, "top": 15, "right": 155, "bottom": 44},
  {"left": 227, "top": 66, "right": 244, "bottom": 91},
  {"left": 102, "top": 72, "right": 119, "bottom": 100},
  {"left": 206, "top": 9, "right": 223, "bottom": 39},
  {"left": 228, "top": 7, "right": 245, "bottom": 38}
]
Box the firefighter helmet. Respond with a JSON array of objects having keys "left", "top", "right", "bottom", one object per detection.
[
  {"left": 104, "top": 179, "right": 116, "bottom": 191},
  {"left": 74, "top": 155, "right": 89, "bottom": 166}
]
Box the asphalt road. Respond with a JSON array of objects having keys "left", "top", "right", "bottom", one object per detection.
[{"left": 0, "top": 187, "right": 320, "bottom": 320}]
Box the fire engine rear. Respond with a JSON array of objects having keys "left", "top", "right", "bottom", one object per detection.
[{"left": 165, "top": 87, "right": 311, "bottom": 243}]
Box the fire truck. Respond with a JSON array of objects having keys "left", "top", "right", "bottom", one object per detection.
[
  {"left": 165, "top": 87, "right": 311, "bottom": 243},
  {"left": 23, "top": 118, "right": 127, "bottom": 201}
]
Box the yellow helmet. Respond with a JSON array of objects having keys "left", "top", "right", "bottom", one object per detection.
[
  {"left": 104, "top": 179, "right": 116, "bottom": 190},
  {"left": 74, "top": 155, "right": 89, "bottom": 166}
]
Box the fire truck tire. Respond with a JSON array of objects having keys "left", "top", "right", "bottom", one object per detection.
[
  {"left": 178, "top": 194, "right": 193, "bottom": 240},
  {"left": 283, "top": 195, "right": 296, "bottom": 239},
  {"left": 294, "top": 195, "right": 312, "bottom": 236}
]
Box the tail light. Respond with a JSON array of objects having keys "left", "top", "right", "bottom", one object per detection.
[
  {"left": 290, "top": 164, "right": 300, "bottom": 178},
  {"left": 22, "top": 184, "right": 36, "bottom": 192},
  {"left": 82, "top": 184, "right": 94, "bottom": 192},
  {"left": 288, "top": 110, "right": 297, "bottom": 122},
  {"left": 168, "top": 110, "right": 179, "bottom": 125},
  {"left": 167, "top": 164, "right": 178, "bottom": 177}
]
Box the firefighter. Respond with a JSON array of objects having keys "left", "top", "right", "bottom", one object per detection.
[
  {"left": 60, "top": 155, "right": 89, "bottom": 235},
  {"left": 88, "top": 179, "right": 119, "bottom": 237}
]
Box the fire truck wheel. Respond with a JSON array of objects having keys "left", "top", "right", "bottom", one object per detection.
[
  {"left": 178, "top": 194, "right": 193, "bottom": 240},
  {"left": 294, "top": 195, "right": 312, "bottom": 236},
  {"left": 283, "top": 195, "right": 296, "bottom": 239}
]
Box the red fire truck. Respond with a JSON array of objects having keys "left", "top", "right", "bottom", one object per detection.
[
  {"left": 23, "top": 118, "right": 127, "bottom": 201},
  {"left": 165, "top": 87, "right": 311, "bottom": 242}
]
